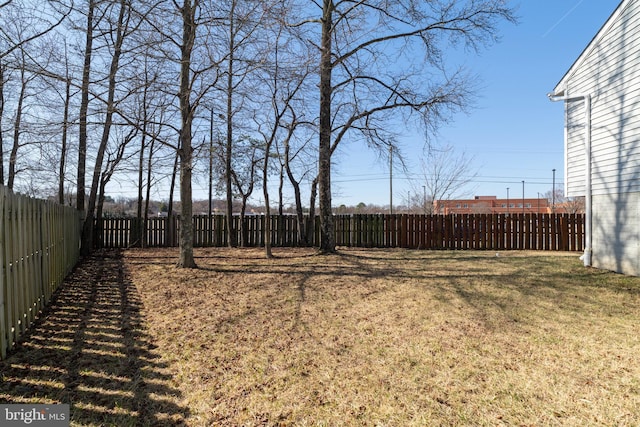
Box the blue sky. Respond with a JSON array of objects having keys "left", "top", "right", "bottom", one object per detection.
[{"left": 329, "top": 0, "right": 622, "bottom": 208}]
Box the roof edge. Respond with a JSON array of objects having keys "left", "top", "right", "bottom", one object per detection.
[{"left": 553, "top": 0, "right": 629, "bottom": 94}]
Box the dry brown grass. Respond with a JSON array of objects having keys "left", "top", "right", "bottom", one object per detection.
[
  {"left": 0, "top": 250, "right": 188, "bottom": 426},
  {"left": 123, "top": 247, "right": 640, "bottom": 426},
  {"left": 1, "top": 247, "right": 639, "bottom": 426}
]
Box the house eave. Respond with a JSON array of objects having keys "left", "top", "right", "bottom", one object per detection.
[{"left": 553, "top": 0, "right": 629, "bottom": 93}]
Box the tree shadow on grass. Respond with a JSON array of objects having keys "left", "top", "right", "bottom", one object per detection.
[{"left": 0, "top": 249, "right": 188, "bottom": 426}]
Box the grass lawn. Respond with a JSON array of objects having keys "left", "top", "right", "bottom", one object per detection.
[{"left": 1, "top": 247, "right": 639, "bottom": 426}]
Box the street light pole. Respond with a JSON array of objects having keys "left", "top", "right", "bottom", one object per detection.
[{"left": 506, "top": 187, "right": 510, "bottom": 214}]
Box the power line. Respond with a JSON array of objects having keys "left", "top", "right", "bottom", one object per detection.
[{"left": 333, "top": 174, "right": 563, "bottom": 185}]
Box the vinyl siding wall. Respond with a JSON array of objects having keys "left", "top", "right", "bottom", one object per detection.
[
  {"left": 560, "top": 0, "right": 640, "bottom": 275},
  {"left": 563, "top": 0, "right": 640, "bottom": 197},
  {"left": 592, "top": 192, "right": 640, "bottom": 275}
]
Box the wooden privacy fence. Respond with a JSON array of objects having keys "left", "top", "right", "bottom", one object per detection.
[
  {"left": 99, "top": 213, "right": 584, "bottom": 252},
  {"left": 334, "top": 213, "right": 584, "bottom": 251},
  {"left": 0, "top": 187, "right": 81, "bottom": 359}
]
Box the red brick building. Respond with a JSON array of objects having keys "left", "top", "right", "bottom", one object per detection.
[{"left": 436, "top": 196, "right": 551, "bottom": 215}]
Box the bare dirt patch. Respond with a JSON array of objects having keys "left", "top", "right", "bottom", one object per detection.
[{"left": 2, "top": 247, "right": 640, "bottom": 426}]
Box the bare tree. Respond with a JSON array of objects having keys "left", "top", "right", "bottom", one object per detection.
[
  {"left": 2, "top": 36, "right": 67, "bottom": 193},
  {"left": 216, "top": 0, "right": 266, "bottom": 247},
  {"left": 135, "top": 63, "right": 151, "bottom": 246},
  {"left": 95, "top": 127, "right": 137, "bottom": 247},
  {"left": 142, "top": 121, "right": 165, "bottom": 247},
  {"left": 280, "top": 125, "right": 315, "bottom": 245},
  {"left": 544, "top": 188, "right": 585, "bottom": 214},
  {"left": 230, "top": 136, "right": 262, "bottom": 247},
  {"left": 416, "top": 140, "right": 477, "bottom": 214},
  {"left": 0, "top": 1, "right": 72, "bottom": 188},
  {"left": 81, "top": 0, "right": 138, "bottom": 254},
  {"left": 563, "top": 197, "right": 585, "bottom": 214},
  {"left": 6, "top": 47, "right": 37, "bottom": 190},
  {"left": 58, "top": 44, "right": 73, "bottom": 204},
  {"left": 133, "top": 48, "right": 167, "bottom": 248},
  {"left": 0, "top": 0, "right": 72, "bottom": 61},
  {"left": 175, "top": 0, "right": 199, "bottom": 267},
  {"left": 137, "top": 0, "right": 227, "bottom": 267},
  {"left": 254, "top": 8, "right": 310, "bottom": 257},
  {"left": 301, "top": 0, "right": 515, "bottom": 252},
  {"left": 3, "top": 27, "right": 78, "bottom": 202},
  {"left": 77, "top": 0, "right": 96, "bottom": 212},
  {"left": 223, "top": 0, "right": 239, "bottom": 247},
  {"left": 0, "top": 60, "right": 5, "bottom": 185},
  {"left": 258, "top": 113, "right": 295, "bottom": 258}
]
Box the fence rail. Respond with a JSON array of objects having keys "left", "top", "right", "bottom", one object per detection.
[
  {"left": 99, "top": 213, "right": 584, "bottom": 252},
  {"left": 0, "top": 187, "right": 81, "bottom": 359}
]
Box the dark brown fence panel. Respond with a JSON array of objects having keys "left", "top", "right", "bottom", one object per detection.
[
  {"left": 386, "top": 214, "right": 397, "bottom": 248},
  {"left": 535, "top": 214, "right": 542, "bottom": 250},
  {"left": 97, "top": 213, "right": 584, "bottom": 251},
  {"left": 147, "top": 217, "right": 163, "bottom": 247},
  {"left": 571, "top": 213, "right": 584, "bottom": 252}
]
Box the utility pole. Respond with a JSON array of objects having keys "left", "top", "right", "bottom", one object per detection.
[
  {"left": 552, "top": 168, "right": 556, "bottom": 213},
  {"left": 389, "top": 145, "right": 393, "bottom": 214},
  {"left": 522, "top": 180, "right": 525, "bottom": 213}
]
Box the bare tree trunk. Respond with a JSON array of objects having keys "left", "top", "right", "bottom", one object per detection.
[
  {"left": 136, "top": 122, "right": 147, "bottom": 246},
  {"left": 230, "top": 151, "right": 257, "bottom": 247},
  {"left": 167, "top": 147, "right": 179, "bottom": 247},
  {"left": 224, "top": 0, "right": 236, "bottom": 248},
  {"left": 94, "top": 176, "right": 109, "bottom": 248},
  {"left": 0, "top": 61, "right": 5, "bottom": 185},
  {"left": 81, "top": 0, "right": 128, "bottom": 255},
  {"left": 95, "top": 131, "right": 134, "bottom": 250},
  {"left": 318, "top": 0, "right": 335, "bottom": 253},
  {"left": 277, "top": 165, "right": 284, "bottom": 246},
  {"left": 177, "top": 0, "right": 197, "bottom": 268},
  {"left": 96, "top": 175, "right": 107, "bottom": 249},
  {"left": 77, "top": 0, "right": 95, "bottom": 212},
  {"left": 59, "top": 65, "right": 71, "bottom": 205},
  {"left": 143, "top": 136, "right": 156, "bottom": 249},
  {"left": 284, "top": 139, "right": 307, "bottom": 245},
  {"left": 307, "top": 177, "right": 318, "bottom": 246},
  {"left": 263, "top": 155, "right": 272, "bottom": 258},
  {"left": 278, "top": 166, "right": 284, "bottom": 215},
  {"left": 7, "top": 61, "right": 26, "bottom": 190},
  {"left": 239, "top": 194, "right": 248, "bottom": 247},
  {"left": 208, "top": 108, "right": 214, "bottom": 245},
  {"left": 136, "top": 69, "right": 151, "bottom": 248},
  {"left": 236, "top": 186, "right": 252, "bottom": 247}
]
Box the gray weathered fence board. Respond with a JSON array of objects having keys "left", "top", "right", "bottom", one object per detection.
[{"left": 0, "top": 188, "right": 81, "bottom": 359}]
